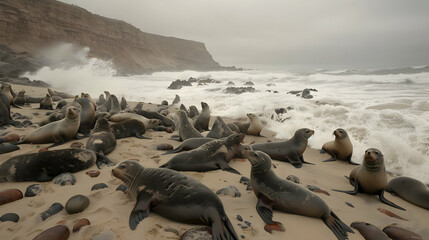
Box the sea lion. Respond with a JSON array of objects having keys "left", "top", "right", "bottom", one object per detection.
[
  {"left": 350, "top": 222, "right": 389, "bottom": 240},
  {"left": 321, "top": 128, "right": 357, "bottom": 165},
  {"left": 1, "top": 83, "right": 14, "bottom": 104},
  {"left": 188, "top": 105, "right": 199, "bottom": 118},
  {"left": 108, "top": 94, "right": 121, "bottom": 115},
  {"left": 385, "top": 176, "right": 429, "bottom": 210},
  {"left": 96, "top": 94, "right": 106, "bottom": 106},
  {"left": 382, "top": 224, "right": 423, "bottom": 240},
  {"left": 172, "top": 94, "right": 180, "bottom": 105},
  {"left": 194, "top": 102, "right": 211, "bottom": 132},
  {"left": 133, "top": 102, "right": 143, "bottom": 111},
  {"left": 82, "top": 93, "right": 97, "bottom": 110},
  {"left": 109, "top": 112, "right": 160, "bottom": 130},
  {"left": 47, "top": 88, "right": 74, "bottom": 99},
  {"left": 333, "top": 148, "right": 405, "bottom": 210},
  {"left": 86, "top": 118, "right": 116, "bottom": 155},
  {"left": 110, "top": 119, "right": 151, "bottom": 139},
  {"left": 206, "top": 116, "right": 234, "bottom": 139},
  {"left": 39, "top": 94, "right": 54, "bottom": 110},
  {"left": 76, "top": 97, "right": 95, "bottom": 136},
  {"left": 112, "top": 160, "right": 239, "bottom": 240},
  {"left": 160, "top": 133, "right": 245, "bottom": 174},
  {"left": 233, "top": 113, "right": 262, "bottom": 136},
  {"left": 247, "top": 150, "right": 353, "bottom": 240},
  {"left": 227, "top": 123, "right": 240, "bottom": 133},
  {"left": 162, "top": 137, "right": 215, "bottom": 155},
  {"left": 134, "top": 109, "right": 175, "bottom": 130},
  {"left": 0, "top": 133, "right": 20, "bottom": 143},
  {"left": 0, "top": 91, "right": 16, "bottom": 126},
  {"left": 175, "top": 110, "right": 203, "bottom": 141},
  {"left": 0, "top": 148, "right": 114, "bottom": 182},
  {"left": 0, "top": 143, "right": 20, "bottom": 154},
  {"left": 20, "top": 106, "right": 80, "bottom": 148},
  {"left": 180, "top": 104, "right": 189, "bottom": 117},
  {"left": 120, "top": 97, "right": 127, "bottom": 110},
  {"left": 13, "top": 91, "right": 26, "bottom": 106},
  {"left": 39, "top": 111, "right": 64, "bottom": 126},
  {"left": 56, "top": 99, "right": 68, "bottom": 109},
  {"left": 251, "top": 128, "right": 315, "bottom": 168}
]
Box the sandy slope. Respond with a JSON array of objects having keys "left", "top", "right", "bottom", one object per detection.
[{"left": 0, "top": 84, "right": 428, "bottom": 240}]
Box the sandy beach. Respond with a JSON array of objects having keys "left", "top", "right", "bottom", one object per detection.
[{"left": 1, "top": 83, "right": 428, "bottom": 240}]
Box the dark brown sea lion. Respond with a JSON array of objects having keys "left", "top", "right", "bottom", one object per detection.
[
  {"left": 385, "top": 176, "right": 429, "bottom": 210},
  {"left": 0, "top": 90, "right": 18, "bottom": 126},
  {"left": 206, "top": 116, "right": 234, "bottom": 139},
  {"left": 39, "top": 94, "right": 54, "bottom": 110},
  {"left": 251, "top": 128, "right": 315, "bottom": 168},
  {"left": 194, "top": 102, "right": 211, "bottom": 132},
  {"left": 188, "top": 105, "right": 199, "bottom": 118},
  {"left": 162, "top": 137, "right": 215, "bottom": 155},
  {"left": 0, "top": 143, "right": 20, "bottom": 154},
  {"left": 175, "top": 110, "right": 203, "bottom": 141},
  {"left": 160, "top": 133, "right": 245, "bottom": 174},
  {"left": 0, "top": 148, "right": 113, "bottom": 182},
  {"left": 112, "top": 160, "right": 239, "bottom": 240},
  {"left": 134, "top": 109, "right": 175, "bottom": 130},
  {"left": 96, "top": 94, "right": 107, "bottom": 106},
  {"left": 247, "top": 150, "right": 353, "bottom": 240},
  {"left": 333, "top": 148, "right": 405, "bottom": 210},
  {"left": 321, "top": 128, "right": 358, "bottom": 165},
  {"left": 110, "top": 119, "right": 151, "bottom": 139},
  {"left": 12, "top": 90, "right": 26, "bottom": 106},
  {"left": 86, "top": 118, "right": 116, "bottom": 155},
  {"left": 108, "top": 94, "right": 121, "bottom": 115},
  {"left": 120, "top": 97, "right": 127, "bottom": 110},
  {"left": 350, "top": 222, "right": 389, "bottom": 240}
]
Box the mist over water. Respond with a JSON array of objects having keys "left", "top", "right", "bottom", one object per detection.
[{"left": 24, "top": 54, "right": 429, "bottom": 183}]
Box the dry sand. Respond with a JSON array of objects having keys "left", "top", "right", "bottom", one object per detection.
[{"left": 0, "top": 84, "right": 428, "bottom": 240}]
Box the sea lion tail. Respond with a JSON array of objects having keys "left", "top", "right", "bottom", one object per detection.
[
  {"left": 211, "top": 213, "right": 239, "bottom": 240},
  {"left": 323, "top": 211, "right": 354, "bottom": 240}
]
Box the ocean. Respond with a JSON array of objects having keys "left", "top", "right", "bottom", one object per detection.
[{"left": 25, "top": 56, "right": 429, "bottom": 184}]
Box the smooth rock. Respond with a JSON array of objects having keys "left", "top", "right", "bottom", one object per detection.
[
  {"left": 73, "top": 218, "right": 90, "bottom": 232},
  {"left": 33, "top": 225, "right": 70, "bottom": 240},
  {"left": 86, "top": 170, "right": 100, "bottom": 178},
  {"left": 0, "top": 189, "right": 23, "bottom": 205},
  {"left": 157, "top": 143, "right": 173, "bottom": 150},
  {"left": 91, "top": 183, "right": 108, "bottom": 191},
  {"left": 0, "top": 213, "right": 19, "bottom": 223},
  {"left": 180, "top": 227, "right": 212, "bottom": 240},
  {"left": 65, "top": 195, "right": 90, "bottom": 214},
  {"left": 116, "top": 184, "right": 127, "bottom": 192},
  {"left": 286, "top": 175, "right": 300, "bottom": 184},
  {"left": 25, "top": 184, "right": 43, "bottom": 197},
  {"left": 40, "top": 202, "right": 64, "bottom": 221}
]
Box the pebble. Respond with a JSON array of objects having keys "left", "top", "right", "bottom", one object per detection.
[
  {"left": 236, "top": 215, "right": 243, "bottom": 222},
  {"left": 345, "top": 202, "right": 355, "bottom": 208},
  {"left": 92, "top": 231, "right": 115, "bottom": 240},
  {"left": 33, "top": 225, "right": 70, "bottom": 240},
  {"left": 216, "top": 186, "right": 241, "bottom": 197},
  {"left": 0, "top": 189, "right": 23, "bottom": 205},
  {"left": 70, "top": 142, "right": 84, "bottom": 149},
  {"left": 0, "top": 213, "right": 19, "bottom": 223},
  {"left": 180, "top": 227, "right": 212, "bottom": 240},
  {"left": 239, "top": 224, "right": 248, "bottom": 229},
  {"left": 157, "top": 143, "right": 173, "bottom": 150},
  {"left": 164, "top": 227, "right": 179, "bottom": 236},
  {"left": 40, "top": 202, "right": 64, "bottom": 221},
  {"left": 65, "top": 195, "right": 90, "bottom": 214},
  {"left": 244, "top": 221, "right": 252, "bottom": 227},
  {"left": 239, "top": 176, "right": 250, "bottom": 185},
  {"left": 25, "top": 184, "right": 43, "bottom": 197},
  {"left": 116, "top": 184, "right": 127, "bottom": 192},
  {"left": 53, "top": 173, "right": 76, "bottom": 186},
  {"left": 286, "top": 175, "right": 300, "bottom": 184},
  {"left": 91, "top": 183, "right": 108, "bottom": 191},
  {"left": 86, "top": 170, "right": 100, "bottom": 178},
  {"left": 73, "top": 218, "right": 90, "bottom": 232}
]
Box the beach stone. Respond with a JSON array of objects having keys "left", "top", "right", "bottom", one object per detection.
[
  {"left": 0, "top": 133, "right": 20, "bottom": 142},
  {"left": 33, "top": 225, "right": 70, "bottom": 240},
  {"left": 86, "top": 170, "right": 100, "bottom": 178},
  {"left": 246, "top": 185, "right": 252, "bottom": 191},
  {"left": 0, "top": 213, "right": 19, "bottom": 223},
  {"left": 164, "top": 227, "right": 179, "bottom": 236},
  {"left": 180, "top": 227, "right": 212, "bottom": 240},
  {"left": 345, "top": 202, "right": 355, "bottom": 208},
  {"left": 157, "top": 143, "right": 173, "bottom": 150},
  {"left": 91, "top": 183, "right": 108, "bottom": 191},
  {"left": 0, "top": 143, "right": 20, "bottom": 154},
  {"left": 0, "top": 189, "right": 23, "bottom": 205},
  {"left": 25, "top": 184, "right": 43, "bottom": 197},
  {"left": 40, "top": 202, "right": 64, "bottom": 221},
  {"left": 92, "top": 231, "right": 115, "bottom": 240},
  {"left": 53, "top": 173, "right": 76, "bottom": 186},
  {"left": 239, "top": 176, "right": 250, "bottom": 185},
  {"left": 244, "top": 81, "right": 254, "bottom": 86},
  {"left": 116, "top": 184, "right": 127, "bottom": 192},
  {"left": 244, "top": 221, "right": 252, "bottom": 227},
  {"left": 286, "top": 175, "right": 300, "bottom": 184},
  {"left": 16, "top": 120, "right": 33, "bottom": 128},
  {"left": 216, "top": 186, "right": 241, "bottom": 197},
  {"left": 65, "top": 195, "right": 90, "bottom": 214},
  {"left": 225, "top": 87, "right": 255, "bottom": 94},
  {"left": 73, "top": 218, "right": 90, "bottom": 232},
  {"left": 70, "top": 142, "right": 84, "bottom": 149},
  {"left": 274, "top": 108, "right": 287, "bottom": 114},
  {"left": 237, "top": 215, "right": 243, "bottom": 222}
]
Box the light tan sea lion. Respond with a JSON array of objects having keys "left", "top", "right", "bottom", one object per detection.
[
  {"left": 321, "top": 128, "right": 357, "bottom": 165},
  {"left": 39, "top": 94, "right": 53, "bottom": 109},
  {"left": 47, "top": 88, "right": 74, "bottom": 99},
  {"left": 21, "top": 106, "right": 80, "bottom": 148},
  {"left": 333, "top": 148, "right": 405, "bottom": 210},
  {"left": 233, "top": 113, "right": 262, "bottom": 136},
  {"left": 109, "top": 112, "right": 160, "bottom": 129}
]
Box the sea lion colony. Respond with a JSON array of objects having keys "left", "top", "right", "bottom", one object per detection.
[{"left": 0, "top": 83, "right": 426, "bottom": 240}]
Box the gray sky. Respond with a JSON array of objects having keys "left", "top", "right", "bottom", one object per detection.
[{"left": 60, "top": 0, "right": 429, "bottom": 70}]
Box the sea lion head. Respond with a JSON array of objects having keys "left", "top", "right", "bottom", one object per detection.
[
  {"left": 363, "top": 148, "right": 384, "bottom": 172},
  {"left": 225, "top": 133, "right": 245, "bottom": 146},
  {"left": 93, "top": 117, "right": 111, "bottom": 132},
  {"left": 180, "top": 104, "right": 187, "bottom": 112},
  {"left": 246, "top": 150, "right": 272, "bottom": 173},
  {"left": 247, "top": 113, "right": 257, "bottom": 120},
  {"left": 134, "top": 102, "right": 143, "bottom": 110},
  {"left": 17, "top": 91, "right": 25, "bottom": 97},
  {"left": 334, "top": 128, "right": 348, "bottom": 139},
  {"left": 112, "top": 160, "right": 145, "bottom": 198},
  {"left": 83, "top": 93, "right": 91, "bottom": 99},
  {"left": 201, "top": 102, "right": 209, "bottom": 110},
  {"left": 148, "top": 119, "right": 161, "bottom": 129},
  {"left": 295, "top": 128, "right": 315, "bottom": 140},
  {"left": 177, "top": 110, "right": 187, "bottom": 118},
  {"left": 66, "top": 106, "right": 80, "bottom": 120}
]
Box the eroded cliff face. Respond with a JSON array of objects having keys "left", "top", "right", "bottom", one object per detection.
[{"left": 0, "top": 0, "right": 225, "bottom": 74}]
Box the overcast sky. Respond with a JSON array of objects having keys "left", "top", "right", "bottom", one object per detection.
[{"left": 60, "top": 0, "right": 429, "bottom": 70}]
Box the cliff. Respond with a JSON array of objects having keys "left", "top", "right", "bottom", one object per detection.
[{"left": 0, "top": 0, "right": 227, "bottom": 74}]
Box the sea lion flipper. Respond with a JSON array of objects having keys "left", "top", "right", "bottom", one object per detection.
[
  {"left": 286, "top": 152, "right": 303, "bottom": 168},
  {"left": 135, "top": 134, "right": 151, "bottom": 140},
  {"left": 256, "top": 197, "right": 275, "bottom": 225},
  {"left": 378, "top": 189, "right": 406, "bottom": 211},
  {"left": 323, "top": 157, "right": 337, "bottom": 162},
  {"left": 216, "top": 155, "right": 241, "bottom": 175},
  {"left": 129, "top": 191, "right": 153, "bottom": 230},
  {"left": 332, "top": 181, "right": 359, "bottom": 195},
  {"left": 95, "top": 153, "right": 114, "bottom": 169}
]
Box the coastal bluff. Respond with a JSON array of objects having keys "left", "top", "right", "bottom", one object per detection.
[{"left": 0, "top": 0, "right": 228, "bottom": 74}]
